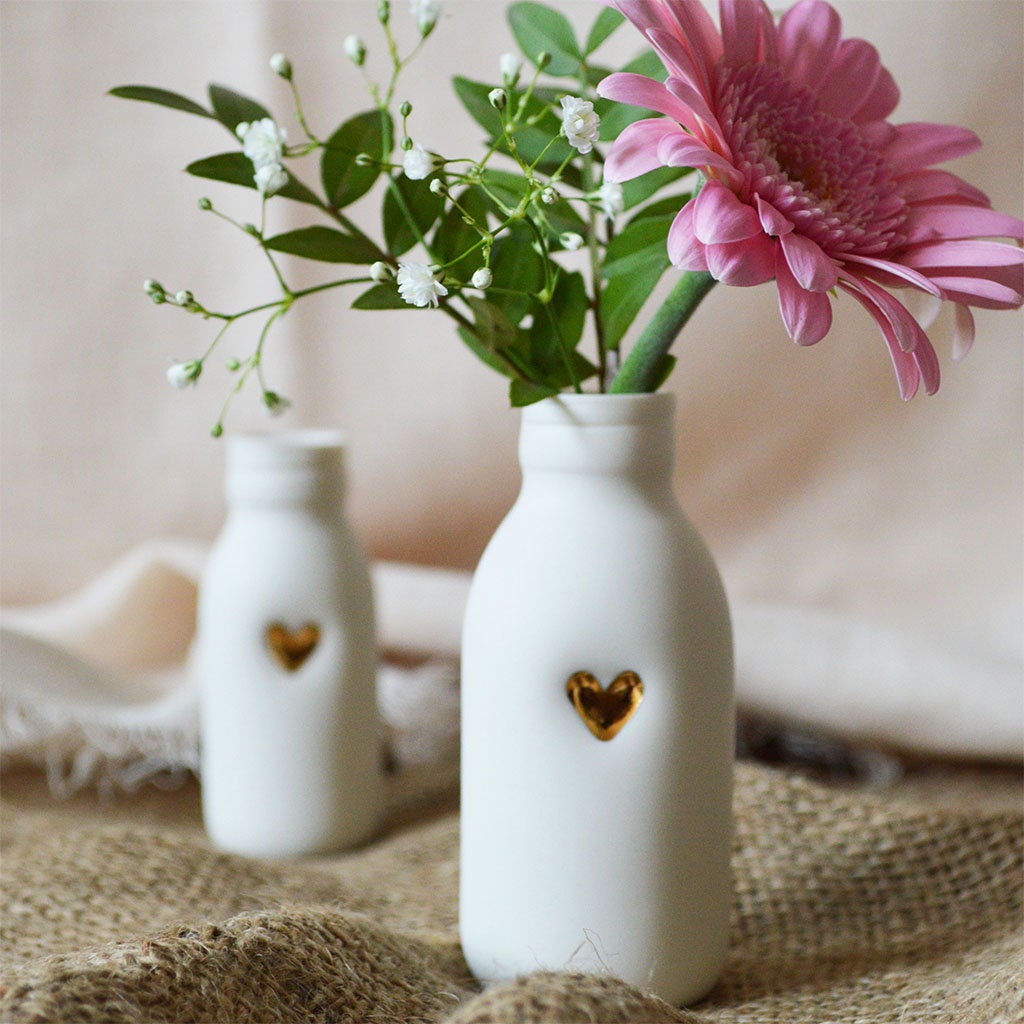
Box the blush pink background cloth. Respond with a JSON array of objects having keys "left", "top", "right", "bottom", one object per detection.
[{"left": 1, "top": 2, "right": 1021, "bottom": 779}]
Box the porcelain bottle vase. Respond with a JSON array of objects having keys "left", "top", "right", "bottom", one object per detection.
[
  {"left": 459, "top": 393, "right": 734, "bottom": 1005},
  {"left": 197, "top": 430, "right": 381, "bottom": 857}
]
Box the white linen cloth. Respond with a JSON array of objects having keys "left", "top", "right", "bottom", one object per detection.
[{"left": 2, "top": 539, "right": 1019, "bottom": 795}]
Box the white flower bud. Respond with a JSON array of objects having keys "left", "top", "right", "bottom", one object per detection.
[
  {"left": 269, "top": 53, "right": 292, "bottom": 79},
  {"left": 166, "top": 360, "right": 202, "bottom": 388},
  {"left": 174, "top": 290, "right": 194, "bottom": 306},
  {"left": 429, "top": 178, "right": 447, "bottom": 196},
  {"left": 262, "top": 390, "right": 291, "bottom": 416},
  {"left": 143, "top": 279, "right": 164, "bottom": 296},
  {"left": 500, "top": 53, "right": 522, "bottom": 85},
  {"left": 559, "top": 232, "right": 585, "bottom": 251},
  {"left": 541, "top": 187, "right": 559, "bottom": 205},
  {"left": 255, "top": 162, "right": 289, "bottom": 195},
  {"left": 409, "top": 0, "right": 441, "bottom": 34},
  {"left": 370, "top": 261, "right": 393, "bottom": 283},
  {"left": 344, "top": 35, "right": 367, "bottom": 65},
  {"left": 488, "top": 88, "right": 508, "bottom": 111},
  {"left": 471, "top": 267, "right": 493, "bottom": 290}
]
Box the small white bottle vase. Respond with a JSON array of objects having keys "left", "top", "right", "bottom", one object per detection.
[
  {"left": 197, "top": 430, "right": 381, "bottom": 857},
  {"left": 460, "top": 393, "right": 734, "bottom": 1005}
]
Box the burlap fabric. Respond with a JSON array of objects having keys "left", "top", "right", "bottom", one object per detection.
[{"left": 1, "top": 761, "right": 1020, "bottom": 1024}]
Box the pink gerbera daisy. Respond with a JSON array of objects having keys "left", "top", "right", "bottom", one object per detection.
[{"left": 598, "top": 0, "right": 1024, "bottom": 398}]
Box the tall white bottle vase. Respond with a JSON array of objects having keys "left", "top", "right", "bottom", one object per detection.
[
  {"left": 197, "top": 431, "right": 381, "bottom": 857},
  {"left": 460, "top": 394, "right": 734, "bottom": 1005}
]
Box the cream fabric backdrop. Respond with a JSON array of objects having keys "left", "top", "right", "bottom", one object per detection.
[{"left": 1, "top": 2, "right": 1021, "bottom": 751}]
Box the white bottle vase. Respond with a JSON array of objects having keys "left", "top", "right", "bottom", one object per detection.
[
  {"left": 197, "top": 430, "right": 381, "bottom": 857},
  {"left": 460, "top": 393, "right": 734, "bottom": 1005}
]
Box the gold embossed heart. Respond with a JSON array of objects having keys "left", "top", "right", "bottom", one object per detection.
[
  {"left": 566, "top": 670, "right": 644, "bottom": 741},
  {"left": 265, "top": 622, "right": 321, "bottom": 672}
]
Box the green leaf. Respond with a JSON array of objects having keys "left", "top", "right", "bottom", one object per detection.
[
  {"left": 599, "top": 214, "right": 674, "bottom": 349},
  {"left": 622, "top": 171, "right": 691, "bottom": 212},
  {"left": 321, "top": 110, "right": 390, "bottom": 210},
  {"left": 508, "top": 2, "right": 582, "bottom": 76},
  {"left": 595, "top": 51, "right": 669, "bottom": 141},
  {"left": 452, "top": 77, "right": 504, "bottom": 136},
  {"left": 487, "top": 222, "right": 546, "bottom": 323},
  {"left": 528, "top": 271, "right": 591, "bottom": 380},
  {"left": 510, "top": 379, "right": 559, "bottom": 407},
  {"left": 352, "top": 283, "right": 408, "bottom": 310},
  {"left": 208, "top": 84, "right": 271, "bottom": 131},
  {"left": 431, "top": 187, "right": 491, "bottom": 280},
  {"left": 264, "top": 226, "right": 384, "bottom": 264},
  {"left": 464, "top": 295, "right": 519, "bottom": 353},
  {"left": 185, "top": 152, "right": 323, "bottom": 207},
  {"left": 383, "top": 173, "right": 444, "bottom": 257},
  {"left": 584, "top": 7, "right": 625, "bottom": 55},
  {"left": 109, "top": 85, "right": 212, "bottom": 119}
]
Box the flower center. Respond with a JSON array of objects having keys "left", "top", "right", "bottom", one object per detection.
[{"left": 714, "top": 62, "right": 908, "bottom": 255}]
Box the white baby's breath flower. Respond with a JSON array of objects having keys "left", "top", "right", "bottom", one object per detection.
[
  {"left": 402, "top": 142, "right": 434, "bottom": 181},
  {"left": 560, "top": 231, "right": 585, "bottom": 251},
  {"left": 236, "top": 117, "right": 287, "bottom": 168},
  {"left": 166, "top": 360, "right": 201, "bottom": 388},
  {"left": 471, "top": 267, "right": 493, "bottom": 290},
  {"left": 255, "top": 162, "right": 289, "bottom": 195},
  {"left": 500, "top": 53, "right": 522, "bottom": 85},
  {"left": 598, "top": 180, "right": 624, "bottom": 220},
  {"left": 397, "top": 263, "right": 448, "bottom": 308},
  {"left": 409, "top": 0, "right": 441, "bottom": 34},
  {"left": 344, "top": 35, "right": 366, "bottom": 65},
  {"left": 559, "top": 96, "right": 600, "bottom": 154}
]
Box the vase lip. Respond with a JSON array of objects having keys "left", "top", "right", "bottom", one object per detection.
[
  {"left": 229, "top": 428, "right": 348, "bottom": 452},
  {"left": 522, "top": 391, "right": 675, "bottom": 426}
]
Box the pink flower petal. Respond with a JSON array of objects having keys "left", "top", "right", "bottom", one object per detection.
[
  {"left": 657, "top": 134, "right": 740, "bottom": 183},
  {"left": 902, "top": 239, "right": 1024, "bottom": 269},
  {"left": 777, "top": 0, "right": 841, "bottom": 91},
  {"left": 705, "top": 235, "right": 776, "bottom": 286},
  {"left": 903, "top": 205, "right": 1024, "bottom": 244},
  {"left": 883, "top": 123, "right": 982, "bottom": 172},
  {"left": 839, "top": 281, "right": 922, "bottom": 399},
  {"left": 644, "top": 27, "right": 713, "bottom": 98},
  {"left": 927, "top": 274, "right": 1023, "bottom": 310},
  {"left": 597, "top": 72, "right": 702, "bottom": 130},
  {"left": 913, "top": 335, "right": 941, "bottom": 395},
  {"left": 659, "top": 1, "right": 723, "bottom": 86},
  {"left": 664, "top": 76, "right": 726, "bottom": 141},
  {"left": 667, "top": 199, "right": 710, "bottom": 270},
  {"left": 602, "top": 118, "right": 684, "bottom": 183},
  {"left": 693, "top": 180, "right": 761, "bottom": 244},
  {"left": 779, "top": 232, "right": 839, "bottom": 291},
  {"left": 852, "top": 64, "right": 900, "bottom": 124},
  {"left": 839, "top": 253, "right": 943, "bottom": 297},
  {"left": 952, "top": 303, "right": 976, "bottom": 361},
  {"left": 843, "top": 273, "right": 929, "bottom": 353},
  {"left": 755, "top": 195, "right": 793, "bottom": 237},
  {"left": 719, "top": 0, "right": 777, "bottom": 66},
  {"left": 898, "top": 169, "right": 991, "bottom": 206},
  {"left": 816, "top": 38, "right": 882, "bottom": 120},
  {"left": 775, "top": 248, "right": 833, "bottom": 345}
]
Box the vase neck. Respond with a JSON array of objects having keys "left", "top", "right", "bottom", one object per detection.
[
  {"left": 224, "top": 430, "right": 347, "bottom": 509},
  {"left": 518, "top": 394, "right": 675, "bottom": 481}
]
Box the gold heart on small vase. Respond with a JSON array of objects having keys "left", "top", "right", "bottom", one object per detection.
[
  {"left": 566, "top": 670, "right": 644, "bottom": 741},
  {"left": 264, "top": 622, "right": 321, "bottom": 672}
]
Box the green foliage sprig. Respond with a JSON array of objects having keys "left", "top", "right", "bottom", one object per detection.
[{"left": 113, "top": 1, "right": 710, "bottom": 434}]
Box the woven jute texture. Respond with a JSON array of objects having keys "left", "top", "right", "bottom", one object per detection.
[{"left": 1, "top": 761, "right": 1020, "bottom": 1023}]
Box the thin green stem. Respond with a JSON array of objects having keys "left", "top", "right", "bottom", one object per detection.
[{"left": 607, "top": 271, "right": 717, "bottom": 394}]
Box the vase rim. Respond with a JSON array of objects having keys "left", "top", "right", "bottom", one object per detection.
[
  {"left": 523, "top": 391, "right": 674, "bottom": 426},
  {"left": 229, "top": 428, "right": 348, "bottom": 452}
]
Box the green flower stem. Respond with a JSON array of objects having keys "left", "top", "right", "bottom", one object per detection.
[{"left": 607, "top": 271, "right": 717, "bottom": 394}]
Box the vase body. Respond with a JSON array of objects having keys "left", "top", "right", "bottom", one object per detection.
[
  {"left": 460, "top": 394, "right": 734, "bottom": 1004},
  {"left": 197, "top": 430, "right": 381, "bottom": 857}
]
